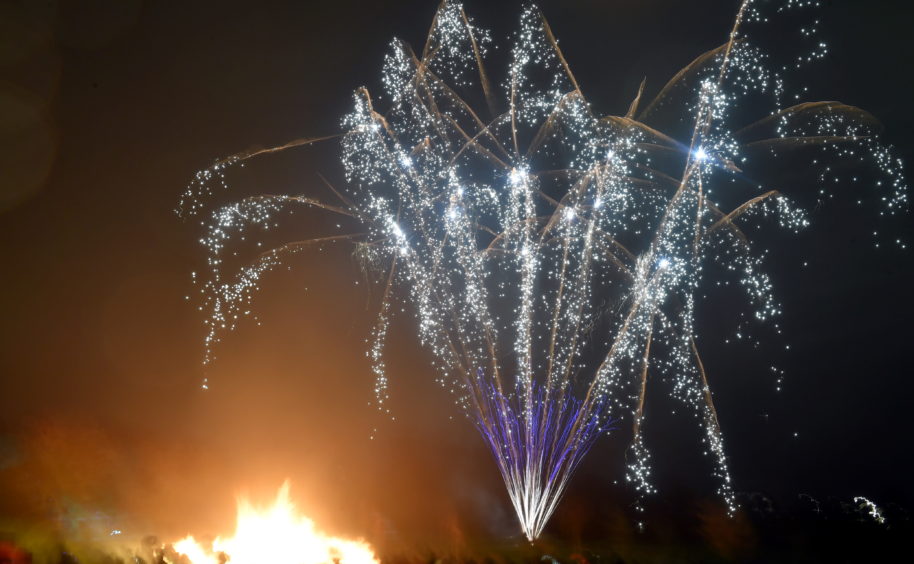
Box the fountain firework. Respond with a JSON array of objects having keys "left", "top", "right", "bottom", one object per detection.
[{"left": 179, "top": 0, "right": 906, "bottom": 540}]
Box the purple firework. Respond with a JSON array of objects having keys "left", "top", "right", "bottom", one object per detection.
[{"left": 472, "top": 369, "right": 610, "bottom": 539}]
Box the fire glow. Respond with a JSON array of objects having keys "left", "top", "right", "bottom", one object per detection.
[{"left": 170, "top": 482, "right": 378, "bottom": 564}]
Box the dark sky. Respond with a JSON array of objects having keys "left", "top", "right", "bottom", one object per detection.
[{"left": 1, "top": 0, "right": 912, "bottom": 550}]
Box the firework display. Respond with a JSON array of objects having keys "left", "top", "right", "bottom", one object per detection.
[{"left": 179, "top": 1, "right": 906, "bottom": 540}]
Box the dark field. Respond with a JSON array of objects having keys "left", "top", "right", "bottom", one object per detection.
[{"left": 1, "top": 495, "right": 909, "bottom": 564}]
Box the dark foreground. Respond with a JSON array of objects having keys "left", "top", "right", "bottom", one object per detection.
[{"left": 1, "top": 497, "right": 910, "bottom": 564}]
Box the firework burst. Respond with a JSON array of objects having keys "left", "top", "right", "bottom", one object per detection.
[{"left": 180, "top": 0, "right": 906, "bottom": 540}]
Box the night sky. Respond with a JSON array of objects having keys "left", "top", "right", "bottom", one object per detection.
[{"left": 1, "top": 0, "right": 912, "bottom": 551}]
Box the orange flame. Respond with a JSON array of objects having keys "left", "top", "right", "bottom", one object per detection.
[{"left": 171, "top": 482, "right": 378, "bottom": 564}]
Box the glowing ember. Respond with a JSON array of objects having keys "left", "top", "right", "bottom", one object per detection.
[{"left": 170, "top": 482, "right": 378, "bottom": 564}]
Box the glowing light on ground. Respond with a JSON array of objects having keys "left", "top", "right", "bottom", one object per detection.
[{"left": 169, "top": 483, "right": 378, "bottom": 564}]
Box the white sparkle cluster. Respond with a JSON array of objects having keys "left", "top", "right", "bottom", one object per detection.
[{"left": 180, "top": 0, "right": 907, "bottom": 539}]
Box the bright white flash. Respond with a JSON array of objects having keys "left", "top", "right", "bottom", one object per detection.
[{"left": 509, "top": 168, "right": 526, "bottom": 186}]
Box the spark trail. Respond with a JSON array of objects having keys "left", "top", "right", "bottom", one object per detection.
[{"left": 179, "top": 0, "right": 906, "bottom": 540}]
